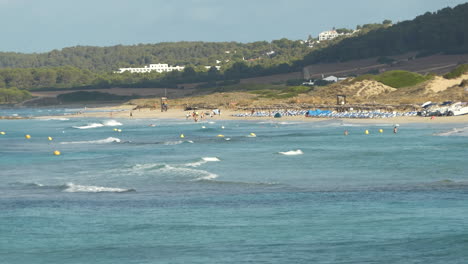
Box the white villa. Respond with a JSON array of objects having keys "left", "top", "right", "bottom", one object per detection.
[
  {"left": 318, "top": 30, "right": 339, "bottom": 41},
  {"left": 323, "top": 75, "right": 347, "bottom": 82},
  {"left": 117, "top": 63, "right": 185, "bottom": 74}
]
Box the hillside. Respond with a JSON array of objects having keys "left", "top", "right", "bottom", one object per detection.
[
  {"left": 297, "top": 3, "right": 468, "bottom": 66},
  {"left": 1, "top": 3, "right": 467, "bottom": 102},
  {"left": 0, "top": 40, "right": 309, "bottom": 72}
]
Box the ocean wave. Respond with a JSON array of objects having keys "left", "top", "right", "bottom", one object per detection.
[
  {"left": 163, "top": 140, "right": 184, "bottom": 145},
  {"left": 129, "top": 161, "right": 219, "bottom": 181},
  {"left": 279, "top": 149, "right": 303, "bottom": 155},
  {"left": 60, "top": 137, "right": 121, "bottom": 144},
  {"left": 72, "top": 120, "right": 122, "bottom": 129},
  {"left": 40, "top": 118, "right": 70, "bottom": 121},
  {"left": 194, "top": 173, "right": 219, "bottom": 181},
  {"left": 73, "top": 123, "right": 105, "bottom": 129},
  {"left": 161, "top": 165, "right": 219, "bottom": 181},
  {"left": 185, "top": 157, "right": 220, "bottom": 167},
  {"left": 62, "top": 183, "right": 135, "bottom": 193},
  {"left": 12, "top": 182, "right": 135, "bottom": 193},
  {"left": 132, "top": 163, "right": 167, "bottom": 171},
  {"left": 196, "top": 179, "right": 282, "bottom": 187},
  {"left": 433, "top": 127, "right": 468, "bottom": 137},
  {"left": 103, "top": 120, "right": 123, "bottom": 126}
]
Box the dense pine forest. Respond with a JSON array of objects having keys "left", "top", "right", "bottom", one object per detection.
[{"left": 0, "top": 3, "right": 467, "bottom": 103}]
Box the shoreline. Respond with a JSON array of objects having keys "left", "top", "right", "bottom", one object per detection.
[{"left": 32, "top": 105, "right": 468, "bottom": 124}]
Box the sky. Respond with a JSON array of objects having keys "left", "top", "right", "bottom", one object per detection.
[{"left": 0, "top": 0, "right": 466, "bottom": 53}]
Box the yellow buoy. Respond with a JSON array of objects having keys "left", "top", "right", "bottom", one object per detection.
[
  {"left": 180, "top": 134, "right": 185, "bottom": 138},
  {"left": 113, "top": 128, "right": 118, "bottom": 131},
  {"left": 48, "top": 136, "right": 53, "bottom": 141},
  {"left": 217, "top": 134, "right": 224, "bottom": 137},
  {"left": 379, "top": 129, "right": 383, "bottom": 133},
  {"left": 53, "top": 150, "right": 61, "bottom": 156},
  {"left": 365, "top": 130, "right": 369, "bottom": 135},
  {"left": 25, "top": 134, "right": 31, "bottom": 139},
  {"left": 0, "top": 131, "right": 5, "bottom": 135},
  {"left": 250, "top": 133, "right": 256, "bottom": 137}
]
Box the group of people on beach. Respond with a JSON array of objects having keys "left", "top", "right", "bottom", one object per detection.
[{"left": 186, "top": 109, "right": 221, "bottom": 122}]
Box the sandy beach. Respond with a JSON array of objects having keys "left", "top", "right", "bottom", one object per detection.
[{"left": 37, "top": 104, "right": 468, "bottom": 124}]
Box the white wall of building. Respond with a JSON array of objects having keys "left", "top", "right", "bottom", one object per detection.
[
  {"left": 318, "top": 30, "right": 339, "bottom": 41},
  {"left": 117, "top": 63, "right": 185, "bottom": 73}
]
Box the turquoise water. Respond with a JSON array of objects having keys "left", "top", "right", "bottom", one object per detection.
[{"left": 1, "top": 110, "right": 468, "bottom": 263}]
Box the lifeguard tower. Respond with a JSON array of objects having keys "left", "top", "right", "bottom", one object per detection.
[
  {"left": 161, "top": 97, "right": 168, "bottom": 112},
  {"left": 337, "top": 95, "right": 347, "bottom": 105}
]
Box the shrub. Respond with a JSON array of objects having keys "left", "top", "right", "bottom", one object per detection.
[{"left": 443, "top": 64, "right": 468, "bottom": 79}]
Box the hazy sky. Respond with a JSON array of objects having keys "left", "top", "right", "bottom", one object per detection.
[{"left": 0, "top": 0, "right": 466, "bottom": 53}]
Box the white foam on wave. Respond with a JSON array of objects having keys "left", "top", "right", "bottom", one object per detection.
[
  {"left": 163, "top": 140, "right": 184, "bottom": 145},
  {"left": 60, "top": 137, "right": 121, "bottom": 144},
  {"left": 132, "top": 163, "right": 166, "bottom": 171},
  {"left": 185, "top": 157, "right": 220, "bottom": 167},
  {"left": 163, "top": 165, "right": 219, "bottom": 181},
  {"left": 103, "top": 120, "right": 122, "bottom": 126},
  {"left": 434, "top": 127, "right": 468, "bottom": 137},
  {"left": 63, "top": 183, "right": 134, "bottom": 193},
  {"left": 279, "top": 149, "right": 304, "bottom": 155},
  {"left": 195, "top": 173, "right": 219, "bottom": 181},
  {"left": 72, "top": 120, "right": 122, "bottom": 129},
  {"left": 40, "top": 118, "right": 70, "bottom": 121},
  {"left": 129, "top": 161, "right": 219, "bottom": 181},
  {"left": 73, "top": 123, "right": 104, "bottom": 129}
]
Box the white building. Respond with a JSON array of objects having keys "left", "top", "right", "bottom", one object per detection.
[
  {"left": 323, "top": 75, "right": 347, "bottom": 82},
  {"left": 117, "top": 63, "right": 185, "bottom": 74},
  {"left": 318, "top": 30, "right": 339, "bottom": 41},
  {"left": 204, "top": 66, "right": 222, "bottom": 70}
]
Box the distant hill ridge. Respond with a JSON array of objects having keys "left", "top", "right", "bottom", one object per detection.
[{"left": 1, "top": 3, "right": 467, "bottom": 74}]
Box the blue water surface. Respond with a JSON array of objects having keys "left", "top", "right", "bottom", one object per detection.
[{"left": 0, "top": 112, "right": 467, "bottom": 264}]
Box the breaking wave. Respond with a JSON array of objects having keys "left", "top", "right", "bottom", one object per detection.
[
  {"left": 62, "top": 183, "right": 134, "bottom": 193},
  {"left": 433, "top": 127, "right": 468, "bottom": 137},
  {"left": 60, "top": 137, "right": 121, "bottom": 144},
  {"left": 73, "top": 123, "right": 104, "bottom": 129},
  {"left": 72, "top": 120, "right": 122, "bottom": 129},
  {"left": 129, "top": 158, "right": 220, "bottom": 180},
  {"left": 103, "top": 120, "right": 122, "bottom": 126},
  {"left": 13, "top": 182, "right": 135, "bottom": 193},
  {"left": 40, "top": 118, "right": 70, "bottom": 121},
  {"left": 279, "top": 149, "right": 303, "bottom": 155},
  {"left": 185, "top": 157, "right": 220, "bottom": 167}
]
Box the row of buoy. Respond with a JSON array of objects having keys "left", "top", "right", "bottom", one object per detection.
[
  {"left": 113, "top": 128, "right": 122, "bottom": 132},
  {"left": 346, "top": 129, "right": 389, "bottom": 135},
  {"left": 1, "top": 132, "right": 61, "bottom": 155}
]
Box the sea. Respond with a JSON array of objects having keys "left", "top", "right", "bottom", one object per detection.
[{"left": 1, "top": 108, "right": 467, "bottom": 264}]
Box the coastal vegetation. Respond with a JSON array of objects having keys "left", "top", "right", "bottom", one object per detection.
[
  {"left": 348, "top": 70, "right": 434, "bottom": 88},
  {"left": 296, "top": 3, "right": 468, "bottom": 66},
  {"left": 0, "top": 87, "right": 32, "bottom": 103},
  {"left": 443, "top": 64, "right": 468, "bottom": 79},
  {"left": 0, "top": 3, "right": 466, "bottom": 106}
]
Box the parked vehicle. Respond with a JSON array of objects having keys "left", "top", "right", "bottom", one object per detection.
[
  {"left": 446, "top": 102, "right": 468, "bottom": 116},
  {"left": 418, "top": 101, "right": 468, "bottom": 116}
]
